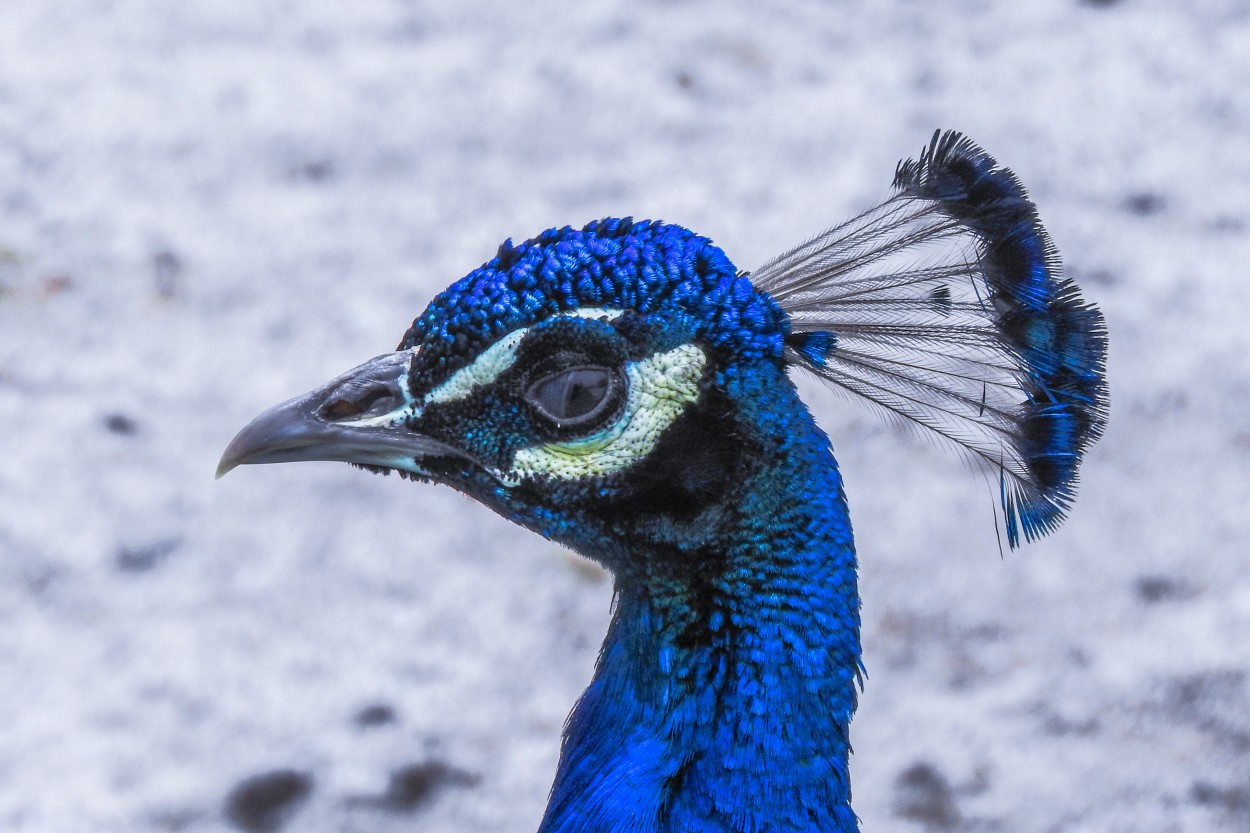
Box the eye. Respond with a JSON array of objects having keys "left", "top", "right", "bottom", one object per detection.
[{"left": 525, "top": 365, "right": 622, "bottom": 429}]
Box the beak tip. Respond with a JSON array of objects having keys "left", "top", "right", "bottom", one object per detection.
[
  {"left": 216, "top": 350, "right": 426, "bottom": 481},
  {"left": 216, "top": 429, "right": 253, "bottom": 479},
  {"left": 215, "top": 447, "right": 242, "bottom": 479}
]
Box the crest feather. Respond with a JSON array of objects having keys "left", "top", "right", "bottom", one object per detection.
[{"left": 753, "top": 131, "right": 1108, "bottom": 547}]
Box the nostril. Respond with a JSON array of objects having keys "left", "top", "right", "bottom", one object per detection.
[
  {"left": 322, "top": 385, "right": 401, "bottom": 421},
  {"left": 323, "top": 398, "right": 367, "bottom": 420}
]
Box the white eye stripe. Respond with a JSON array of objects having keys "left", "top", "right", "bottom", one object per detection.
[
  {"left": 422, "top": 307, "right": 624, "bottom": 409},
  {"left": 508, "top": 343, "right": 706, "bottom": 482},
  {"left": 424, "top": 328, "right": 528, "bottom": 407}
]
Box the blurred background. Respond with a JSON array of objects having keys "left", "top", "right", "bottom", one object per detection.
[{"left": 1, "top": 1, "right": 1247, "bottom": 831}]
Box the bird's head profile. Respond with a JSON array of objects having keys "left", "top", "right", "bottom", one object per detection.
[
  {"left": 220, "top": 132, "right": 1109, "bottom": 560},
  {"left": 218, "top": 218, "right": 802, "bottom": 570},
  {"left": 218, "top": 132, "right": 1107, "bottom": 831}
]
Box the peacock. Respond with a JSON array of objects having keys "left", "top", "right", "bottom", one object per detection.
[{"left": 218, "top": 131, "right": 1107, "bottom": 832}]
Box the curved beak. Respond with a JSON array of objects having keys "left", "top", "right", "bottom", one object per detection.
[{"left": 216, "top": 350, "right": 467, "bottom": 479}]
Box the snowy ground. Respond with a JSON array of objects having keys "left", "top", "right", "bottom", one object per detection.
[{"left": 1, "top": 1, "right": 1247, "bottom": 831}]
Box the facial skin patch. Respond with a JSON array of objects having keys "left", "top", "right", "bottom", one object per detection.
[
  {"left": 511, "top": 343, "right": 707, "bottom": 481},
  {"left": 423, "top": 308, "right": 624, "bottom": 409}
]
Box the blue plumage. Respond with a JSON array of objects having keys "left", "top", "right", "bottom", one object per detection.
[
  {"left": 757, "top": 130, "right": 1107, "bottom": 548},
  {"left": 894, "top": 131, "right": 1108, "bottom": 544},
  {"left": 219, "top": 131, "right": 1107, "bottom": 831},
  {"left": 401, "top": 218, "right": 789, "bottom": 376}
]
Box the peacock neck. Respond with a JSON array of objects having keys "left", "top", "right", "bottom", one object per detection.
[{"left": 538, "top": 392, "right": 862, "bottom": 833}]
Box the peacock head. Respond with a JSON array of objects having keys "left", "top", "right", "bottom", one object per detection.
[
  {"left": 220, "top": 133, "right": 1109, "bottom": 555},
  {"left": 218, "top": 218, "right": 799, "bottom": 567}
]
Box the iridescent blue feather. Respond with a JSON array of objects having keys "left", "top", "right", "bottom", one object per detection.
[
  {"left": 222, "top": 129, "right": 1107, "bottom": 833},
  {"left": 752, "top": 130, "right": 1107, "bottom": 546}
]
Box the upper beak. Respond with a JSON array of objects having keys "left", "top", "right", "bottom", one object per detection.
[{"left": 216, "top": 350, "right": 466, "bottom": 479}]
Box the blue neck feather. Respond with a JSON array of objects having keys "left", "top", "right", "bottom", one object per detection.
[
  {"left": 223, "top": 136, "right": 1107, "bottom": 833},
  {"left": 539, "top": 368, "right": 862, "bottom": 833}
]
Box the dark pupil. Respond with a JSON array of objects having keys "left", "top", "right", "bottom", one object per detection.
[{"left": 532, "top": 367, "right": 611, "bottom": 422}]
